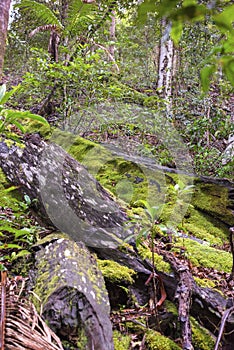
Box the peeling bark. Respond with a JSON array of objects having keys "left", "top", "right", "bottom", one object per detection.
[{"left": 157, "top": 18, "right": 175, "bottom": 115}]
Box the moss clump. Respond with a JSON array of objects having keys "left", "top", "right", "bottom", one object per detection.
[
  {"left": 183, "top": 208, "right": 228, "bottom": 245},
  {"left": 0, "top": 169, "right": 24, "bottom": 210},
  {"left": 113, "top": 330, "right": 131, "bottom": 350},
  {"left": 164, "top": 300, "right": 178, "bottom": 316},
  {"left": 145, "top": 330, "right": 181, "bottom": 350},
  {"left": 173, "top": 238, "right": 232, "bottom": 273},
  {"left": 97, "top": 259, "right": 136, "bottom": 284},
  {"left": 193, "top": 277, "right": 216, "bottom": 289},
  {"left": 24, "top": 120, "right": 51, "bottom": 138},
  {"left": 191, "top": 317, "right": 215, "bottom": 350},
  {"left": 138, "top": 245, "right": 172, "bottom": 273},
  {"left": 51, "top": 129, "right": 165, "bottom": 206},
  {"left": 192, "top": 182, "right": 234, "bottom": 226}
]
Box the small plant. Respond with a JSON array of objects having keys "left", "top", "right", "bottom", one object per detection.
[
  {"left": 126, "top": 200, "right": 166, "bottom": 323},
  {"left": 0, "top": 84, "right": 49, "bottom": 142}
]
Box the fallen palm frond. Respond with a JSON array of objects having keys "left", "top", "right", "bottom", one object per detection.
[{"left": 0, "top": 271, "right": 64, "bottom": 350}]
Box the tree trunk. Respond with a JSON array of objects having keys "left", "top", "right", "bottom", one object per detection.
[
  {"left": 0, "top": 0, "right": 11, "bottom": 83},
  {"left": 109, "top": 11, "right": 116, "bottom": 59},
  {"left": 157, "top": 18, "right": 175, "bottom": 116}
]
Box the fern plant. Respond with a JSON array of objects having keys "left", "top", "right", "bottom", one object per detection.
[
  {"left": 16, "top": 0, "right": 120, "bottom": 62},
  {"left": 16, "top": 0, "right": 99, "bottom": 61}
]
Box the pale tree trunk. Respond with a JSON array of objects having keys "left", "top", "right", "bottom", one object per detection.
[
  {"left": 0, "top": 0, "right": 11, "bottom": 83},
  {"left": 109, "top": 11, "right": 116, "bottom": 61},
  {"left": 157, "top": 18, "right": 175, "bottom": 116}
]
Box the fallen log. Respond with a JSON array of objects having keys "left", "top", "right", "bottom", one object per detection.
[
  {"left": 0, "top": 134, "right": 130, "bottom": 249},
  {"left": 0, "top": 134, "right": 234, "bottom": 349}
]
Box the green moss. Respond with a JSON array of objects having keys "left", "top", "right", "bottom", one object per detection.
[
  {"left": 0, "top": 169, "right": 25, "bottom": 211},
  {"left": 24, "top": 120, "right": 51, "bottom": 138},
  {"left": 193, "top": 277, "right": 216, "bottom": 289},
  {"left": 145, "top": 330, "right": 181, "bottom": 350},
  {"left": 164, "top": 300, "right": 178, "bottom": 316},
  {"left": 138, "top": 245, "right": 172, "bottom": 273},
  {"left": 184, "top": 208, "right": 228, "bottom": 245},
  {"left": 113, "top": 330, "right": 131, "bottom": 350},
  {"left": 193, "top": 182, "right": 234, "bottom": 226},
  {"left": 97, "top": 259, "right": 136, "bottom": 284},
  {"left": 50, "top": 130, "right": 232, "bottom": 250},
  {"left": 173, "top": 238, "right": 232, "bottom": 272},
  {"left": 51, "top": 129, "right": 165, "bottom": 207},
  {"left": 158, "top": 302, "right": 215, "bottom": 349},
  {"left": 191, "top": 317, "right": 215, "bottom": 350}
]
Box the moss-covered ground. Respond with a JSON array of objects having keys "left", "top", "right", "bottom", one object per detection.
[{"left": 1, "top": 128, "right": 233, "bottom": 350}]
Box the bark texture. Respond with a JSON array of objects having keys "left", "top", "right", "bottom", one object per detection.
[
  {"left": 32, "top": 238, "right": 114, "bottom": 350},
  {"left": 0, "top": 134, "right": 130, "bottom": 249},
  {"left": 0, "top": 0, "right": 11, "bottom": 82}
]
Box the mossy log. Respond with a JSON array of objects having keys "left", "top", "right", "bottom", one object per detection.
[
  {"left": 0, "top": 135, "right": 130, "bottom": 249},
  {"left": 31, "top": 237, "right": 114, "bottom": 350},
  {"left": 0, "top": 135, "right": 234, "bottom": 349}
]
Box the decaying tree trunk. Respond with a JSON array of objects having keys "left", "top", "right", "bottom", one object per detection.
[
  {"left": 0, "top": 135, "right": 234, "bottom": 349},
  {"left": 0, "top": 134, "right": 130, "bottom": 249},
  {"left": 32, "top": 238, "right": 114, "bottom": 350}
]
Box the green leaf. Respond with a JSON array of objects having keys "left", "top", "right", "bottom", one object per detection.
[
  {"left": 0, "top": 85, "right": 20, "bottom": 105},
  {"left": 200, "top": 64, "right": 216, "bottom": 92},
  {"left": 16, "top": 0, "right": 62, "bottom": 29},
  {"left": 157, "top": 0, "right": 180, "bottom": 18},
  {"left": 1, "top": 185, "right": 19, "bottom": 193},
  {"left": 12, "top": 120, "right": 25, "bottom": 133},
  {"left": 214, "top": 4, "right": 234, "bottom": 34},
  {"left": 172, "top": 4, "right": 207, "bottom": 22},
  {"left": 222, "top": 56, "right": 234, "bottom": 86},
  {"left": 0, "top": 244, "right": 22, "bottom": 249},
  {"left": 223, "top": 37, "right": 234, "bottom": 53},
  {"left": 136, "top": 0, "right": 158, "bottom": 25},
  {"left": 171, "top": 20, "right": 183, "bottom": 45},
  {"left": 10, "top": 250, "right": 31, "bottom": 261}
]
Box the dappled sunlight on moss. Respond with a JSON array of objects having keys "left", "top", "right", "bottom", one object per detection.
[
  {"left": 173, "top": 238, "right": 232, "bottom": 272},
  {"left": 193, "top": 276, "right": 216, "bottom": 289},
  {"left": 97, "top": 259, "right": 136, "bottom": 284},
  {"left": 184, "top": 207, "right": 228, "bottom": 245},
  {"left": 24, "top": 120, "right": 51, "bottom": 138},
  {"left": 192, "top": 182, "right": 234, "bottom": 226}
]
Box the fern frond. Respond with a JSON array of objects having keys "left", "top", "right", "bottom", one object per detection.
[
  {"left": 65, "top": 0, "right": 96, "bottom": 36},
  {"left": 15, "top": 0, "right": 63, "bottom": 29},
  {"left": 0, "top": 272, "right": 64, "bottom": 350},
  {"left": 87, "top": 0, "right": 118, "bottom": 37}
]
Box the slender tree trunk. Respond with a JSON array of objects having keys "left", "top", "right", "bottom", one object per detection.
[
  {"left": 157, "top": 18, "right": 175, "bottom": 116},
  {"left": 0, "top": 0, "right": 11, "bottom": 83},
  {"left": 109, "top": 11, "right": 116, "bottom": 58}
]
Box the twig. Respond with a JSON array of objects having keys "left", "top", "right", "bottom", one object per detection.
[
  {"left": 214, "top": 306, "right": 234, "bottom": 350},
  {"left": 228, "top": 227, "right": 234, "bottom": 281}
]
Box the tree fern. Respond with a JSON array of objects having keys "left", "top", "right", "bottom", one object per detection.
[
  {"left": 16, "top": 0, "right": 63, "bottom": 29},
  {"left": 65, "top": 0, "right": 96, "bottom": 36}
]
